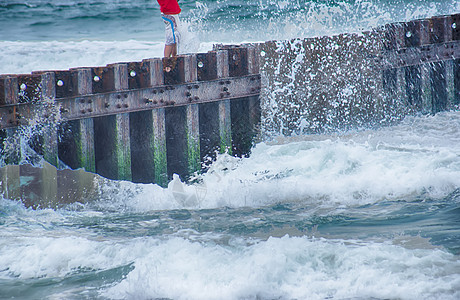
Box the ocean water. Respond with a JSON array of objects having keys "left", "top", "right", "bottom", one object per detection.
[
  {"left": 1, "top": 0, "right": 459, "bottom": 74},
  {"left": 1, "top": 112, "right": 460, "bottom": 299},
  {"left": 1, "top": 0, "right": 460, "bottom": 299}
]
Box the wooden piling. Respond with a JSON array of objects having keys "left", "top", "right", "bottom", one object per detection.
[
  {"left": 217, "top": 50, "right": 232, "bottom": 154},
  {"left": 184, "top": 55, "right": 201, "bottom": 176},
  {"left": 39, "top": 72, "right": 58, "bottom": 167},
  {"left": 153, "top": 107, "right": 168, "bottom": 186},
  {"left": 197, "top": 52, "right": 225, "bottom": 163},
  {"left": 247, "top": 47, "right": 261, "bottom": 142},
  {"left": 0, "top": 75, "right": 19, "bottom": 106},
  {"left": 93, "top": 63, "right": 132, "bottom": 181},
  {"left": 129, "top": 61, "right": 153, "bottom": 184},
  {"left": 431, "top": 61, "right": 448, "bottom": 113},
  {"left": 58, "top": 68, "right": 96, "bottom": 173},
  {"left": 150, "top": 58, "right": 168, "bottom": 186},
  {"left": 127, "top": 58, "right": 169, "bottom": 185},
  {"left": 166, "top": 105, "right": 187, "bottom": 179},
  {"left": 428, "top": 16, "right": 450, "bottom": 113},
  {"left": 186, "top": 103, "right": 200, "bottom": 175},
  {"left": 0, "top": 76, "right": 20, "bottom": 164},
  {"left": 454, "top": 58, "right": 460, "bottom": 106}
]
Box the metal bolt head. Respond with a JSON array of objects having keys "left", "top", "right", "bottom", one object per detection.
[
  {"left": 130, "top": 70, "right": 136, "bottom": 77},
  {"left": 57, "top": 80, "right": 64, "bottom": 87}
]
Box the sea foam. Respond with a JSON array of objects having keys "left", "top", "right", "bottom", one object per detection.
[{"left": 80, "top": 112, "right": 460, "bottom": 213}]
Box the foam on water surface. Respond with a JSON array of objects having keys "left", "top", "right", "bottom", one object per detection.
[
  {"left": 1, "top": 223, "right": 459, "bottom": 299},
  {"left": 82, "top": 112, "right": 460, "bottom": 213}
]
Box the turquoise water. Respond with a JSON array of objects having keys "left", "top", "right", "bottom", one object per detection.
[
  {"left": 0, "top": 0, "right": 458, "bottom": 42},
  {"left": 1, "top": 0, "right": 460, "bottom": 299},
  {"left": 1, "top": 0, "right": 459, "bottom": 74}
]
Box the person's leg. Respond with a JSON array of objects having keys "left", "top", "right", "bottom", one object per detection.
[
  {"left": 162, "top": 14, "right": 179, "bottom": 57},
  {"left": 164, "top": 44, "right": 177, "bottom": 57}
]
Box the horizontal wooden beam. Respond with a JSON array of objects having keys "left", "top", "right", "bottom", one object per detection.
[
  {"left": 381, "top": 40, "right": 460, "bottom": 69},
  {"left": 0, "top": 74, "right": 261, "bottom": 129}
]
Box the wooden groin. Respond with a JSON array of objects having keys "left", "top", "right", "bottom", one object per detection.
[
  {"left": 0, "top": 49, "right": 261, "bottom": 190},
  {"left": 1, "top": 13, "right": 459, "bottom": 207},
  {"left": 251, "top": 13, "right": 460, "bottom": 135}
]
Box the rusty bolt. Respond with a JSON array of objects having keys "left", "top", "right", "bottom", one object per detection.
[
  {"left": 81, "top": 109, "right": 86, "bottom": 114},
  {"left": 187, "top": 85, "right": 192, "bottom": 89},
  {"left": 160, "top": 99, "right": 164, "bottom": 103},
  {"left": 105, "top": 102, "right": 110, "bottom": 108},
  {"left": 194, "top": 96, "right": 199, "bottom": 100},
  {"left": 186, "top": 92, "right": 191, "bottom": 97},
  {"left": 116, "top": 104, "right": 122, "bottom": 109},
  {"left": 117, "top": 94, "right": 121, "bottom": 99},
  {"left": 188, "top": 97, "right": 193, "bottom": 102},
  {"left": 160, "top": 89, "right": 164, "bottom": 93},
  {"left": 124, "top": 94, "right": 128, "bottom": 99},
  {"left": 223, "top": 87, "right": 228, "bottom": 92},
  {"left": 124, "top": 104, "right": 128, "bottom": 108}
]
